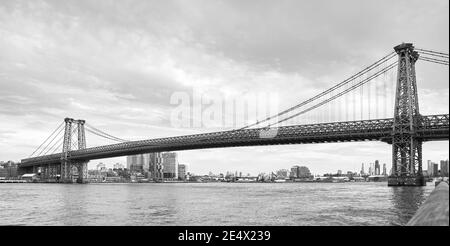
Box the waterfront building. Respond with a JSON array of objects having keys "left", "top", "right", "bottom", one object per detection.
[
  {"left": 440, "top": 160, "right": 449, "bottom": 177},
  {"left": 433, "top": 163, "right": 439, "bottom": 177},
  {"left": 290, "top": 166, "right": 311, "bottom": 179},
  {"left": 276, "top": 169, "right": 289, "bottom": 178},
  {"left": 149, "top": 152, "right": 163, "bottom": 180},
  {"left": 298, "top": 166, "right": 312, "bottom": 178},
  {"left": 375, "top": 160, "right": 380, "bottom": 175},
  {"left": 337, "top": 170, "right": 342, "bottom": 176},
  {"left": 427, "top": 160, "right": 434, "bottom": 177},
  {"left": 178, "top": 164, "right": 187, "bottom": 180},
  {"left": 113, "top": 163, "right": 125, "bottom": 170},
  {"left": 96, "top": 163, "right": 106, "bottom": 172},
  {"left": 289, "top": 166, "right": 312, "bottom": 179},
  {"left": 126, "top": 154, "right": 150, "bottom": 174},
  {"left": 162, "top": 152, "right": 178, "bottom": 179},
  {"left": 382, "top": 163, "right": 387, "bottom": 176},
  {"left": 360, "top": 163, "right": 365, "bottom": 176}
]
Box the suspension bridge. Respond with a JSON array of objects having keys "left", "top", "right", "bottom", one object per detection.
[{"left": 19, "top": 43, "right": 449, "bottom": 185}]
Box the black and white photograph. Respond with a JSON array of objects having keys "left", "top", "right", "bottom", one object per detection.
[{"left": 0, "top": 0, "right": 448, "bottom": 237}]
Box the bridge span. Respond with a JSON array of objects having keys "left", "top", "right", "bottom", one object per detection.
[{"left": 20, "top": 114, "right": 448, "bottom": 167}]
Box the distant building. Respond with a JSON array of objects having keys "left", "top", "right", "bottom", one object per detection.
[
  {"left": 433, "top": 163, "right": 439, "bottom": 177},
  {"left": 440, "top": 160, "right": 449, "bottom": 177},
  {"left": 0, "top": 165, "right": 18, "bottom": 178},
  {"left": 276, "top": 169, "right": 289, "bottom": 178},
  {"left": 337, "top": 170, "right": 342, "bottom": 176},
  {"left": 298, "top": 166, "right": 312, "bottom": 178},
  {"left": 360, "top": 163, "right": 365, "bottom": 176},
  {"left": 374, "top": 160, "right": 380, "bottom": 175},
  {"left": 149, "top": 152, "right": 163, "bottom": 180},
  {"left": 162, "top": 152, "right": 178, "bottom": 179},
  {"left": 290, "top": 166, "right": 312, "bottom": 179},
  {"left": 126, "top": 154, "right": 150, "bottom": 174},
  {"left": 96, "top": 163, "right": 106, "bottom": 172},
  {"left": 178, "top": 164, "right": 187, "bottom": 180},
  {"left": 382, "top": 163, "right": 387, "bottom": 176},
  {"left": 113, "top": 163, "right": 125, "bottom": 170},
  {"left": 427, "top": 160, "right": 434, "bottom": 177}
]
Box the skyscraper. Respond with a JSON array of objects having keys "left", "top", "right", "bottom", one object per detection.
[
  {"left": 375, "top": 160, "right": 380, "bottom": 175},
  {"left": 149, "top": 152, "right": 163, "bottom": 180},
  {"left": 162, "top": 152, "right": 178, "bottom": 179},
  {"left": 440, "top": 160, "right": 449, "bottom": 177},
  {"left": 126, "top": 154, "right": 150, "bottom": 174},
  {"left": 433, "top": 163, "right": 439, "bottom": 177},
  {"left": 360, "top": 163, "right": 365, "bottom": 175},
  {"left": 427, "top": 160, "right": 434, "bottom": 177},
  {"left": 382, "top": 163, "right": 387, "bottom": 176},
  {"left": 178, "top": 164, "right": 187, "bottom": 180}
]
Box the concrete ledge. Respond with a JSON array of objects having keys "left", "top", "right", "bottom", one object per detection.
[{"left": 407, "top": 182, "right": 449, "bottom": 226}]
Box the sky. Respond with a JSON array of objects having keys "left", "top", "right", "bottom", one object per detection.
[{"left": 0, "top": 0, "right": 448, "bottom": 175}]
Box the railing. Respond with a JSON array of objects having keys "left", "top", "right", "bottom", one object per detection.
[{"left": 407, "top": 182, "right": 449, "bottom": 226}]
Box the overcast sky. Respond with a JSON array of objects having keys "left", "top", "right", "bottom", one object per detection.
[{"left": 0, "top": 0, "right": 448, "bottom": 175}]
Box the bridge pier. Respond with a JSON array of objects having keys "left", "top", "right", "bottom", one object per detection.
[
  {"left": 61, "top": 161, "right": 89, "bottom": 183},
  {"left": 388, "top": 175, "right": 425, "bottom": 186}
]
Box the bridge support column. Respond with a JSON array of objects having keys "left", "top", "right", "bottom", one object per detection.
[
  {"left": 60, "top": 118, "right": 88, "bottom": 184},
  {"left": 75, "top": 161, "right": 89, "bottom": 184},
  {"left": 388, "top": 43, "right": 425, "bottom": 187}
]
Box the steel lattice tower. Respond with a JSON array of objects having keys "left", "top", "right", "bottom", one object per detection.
[
  {"left": 61, "top": 118, "right": 88, "bottom": 183},
  {"left": 388, "top": 43, "right": 425, "bottom": 186}
]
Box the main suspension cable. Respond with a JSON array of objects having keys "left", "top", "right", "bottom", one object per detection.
[{"left": 239, "top": 51, "right": 396, "bottom": 129}]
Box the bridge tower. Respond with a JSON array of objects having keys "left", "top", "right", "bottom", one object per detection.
[
  {"left": 388, "top": 43, "right": 425, "bottom": 186},
  {"left": 61, "top": 118, "right": 88, "bottom": 183}
]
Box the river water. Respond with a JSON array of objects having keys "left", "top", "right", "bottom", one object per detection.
[{"left": 0, "top": 182, "right": 435, "bottom": 226}]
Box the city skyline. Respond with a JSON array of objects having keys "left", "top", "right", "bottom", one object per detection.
[
  {"left": 85, "top": 156, "right": 449, "bottom": 177},
  {"left": 0, "top": 0, "right": 448, "bottom": 175}
]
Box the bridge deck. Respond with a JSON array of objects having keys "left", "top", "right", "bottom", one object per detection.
[{"left": 20, "top": 114, "right": 449, "bottom": 167}]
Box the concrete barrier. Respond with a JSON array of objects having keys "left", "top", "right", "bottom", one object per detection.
[{"left": 407, "top": 182, "right": 449, "bottom": 226}]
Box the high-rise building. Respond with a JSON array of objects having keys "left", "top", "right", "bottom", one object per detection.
[
  {"left": 162, "top": 152, "right": 178, "bottom": 179},
  {"left": 289, "top": 166, "right": 312, "bottom": 178},
  {"left": 149, "top": 152, "right": 163, "bottom": 180},
  {"left": 433, "top": 163, "right": 439, "bottom": 177},
  {"left": 360, "top": 163, "right": 365, "bottom": 175},
  {"left": 440, "top": 160, "right": 449, "bottom": 177},
  {"left": 427, "top": 160, "right": 434, "bottom": 177},
  {"left": 374, "top": 160, "right": 380, "bottom": 175},
  {"left": 127, "top": 155, "right": 142, "bottom": 173},
  {"left": 178, "top": 164, "right": 187, "bottom": 180},
  {"left": 382, "top": 163, "right": 387, "bottom": 176},
  {"left": 337, "top": 170, "right": 342, "bottom": 176}
]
